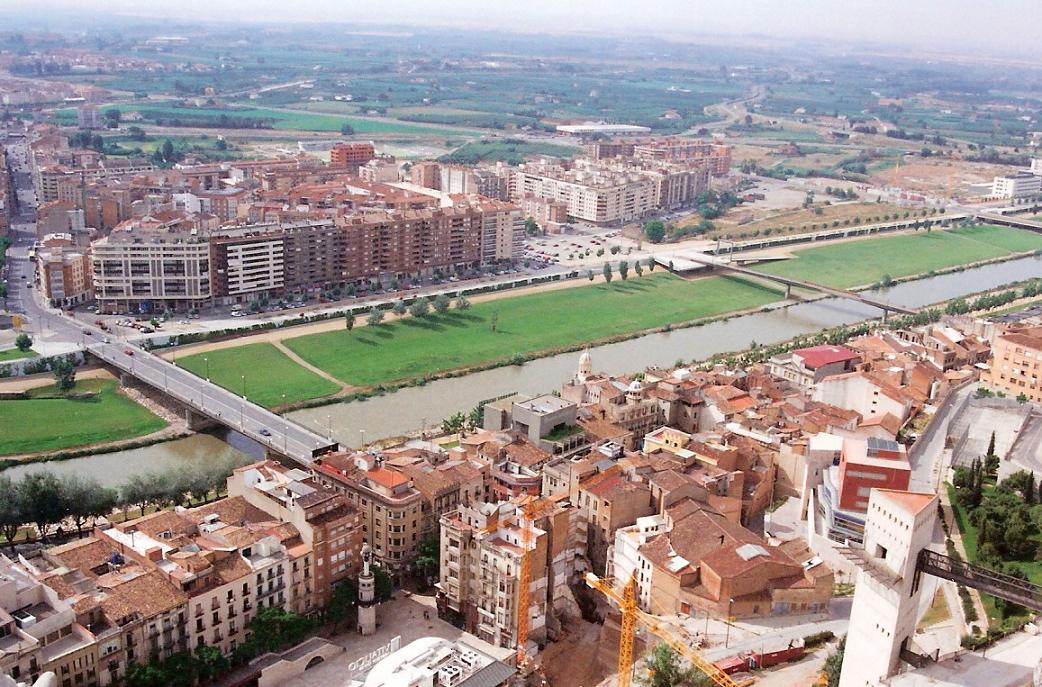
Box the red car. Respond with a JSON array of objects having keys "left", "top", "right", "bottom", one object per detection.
[{"left": 125, "top": 349, "right": 134, "bottom": 357}]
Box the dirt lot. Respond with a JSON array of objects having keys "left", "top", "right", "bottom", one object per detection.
[
  {"left": 694, "top": 198, "right": 914, "bottom": 241},
  {"left": 540, "top": 619, "right": 613, "bottom": 687},
  {"left": 869, "top": 157, "right": 1012, "bottom": 196}
]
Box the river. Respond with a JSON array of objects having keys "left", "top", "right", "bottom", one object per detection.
[{"left": 6, "top": 253, "right": 1041, "bottom": 482}]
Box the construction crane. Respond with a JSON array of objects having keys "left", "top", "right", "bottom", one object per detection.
[
  {"left": 584, "top": 572, "right": 752, "bottom": 687},
  {"left": 515, "top": 496, "right": 558, "bottom": 668}
]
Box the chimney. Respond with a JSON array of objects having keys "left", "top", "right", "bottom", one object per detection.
[{"left": 146, "top": 547, "right": 163, "bottom": 562}]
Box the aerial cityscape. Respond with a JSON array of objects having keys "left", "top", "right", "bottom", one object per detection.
[{"left": 5, "top": 2, "right": 1042, "bottom": 687}]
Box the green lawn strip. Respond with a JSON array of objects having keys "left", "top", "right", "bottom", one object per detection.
[
  {"left": 756, "top": 225, "right": 1042, "bottom": 289},
  {"left": 989, "top": 298, "right": 1042, "bottom": 317},
  {"left": 0, "top": 379, "right": 166, "bottom": 456},
  {"left": 0, "top": 348, "right": 37, "bottom": 362},
  {"left": 177, "top": 342, "right": 340, "bottom": 408},
  {"left": 282, "top": 273, "right": 783, "bottom": 388}
]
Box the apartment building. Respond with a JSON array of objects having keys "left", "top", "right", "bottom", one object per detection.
[
  {"left": 0, "top": 556, "right": 102, "bottom": 687},
  {"left": 37, "top": 538, "right": 190, "bottom": 684},
  {"left": 91, "top": 227, "right": 212, "bottom": 314},
  {"left": 329, "top": 142, "right": 375, "bottom": 169},
  {"left": 312, "top": 452, "right": 425, "bottom": 574},
  {"left": 437, "top": 500, "right": 580, "bottom": 651},
  {"left": 96, "top": 509, "right": 292, "bottom": 657},
  {"left": 514, "top": 160, "right": 658, "bottom": 225},
  {"left": 210, "top": 232, "right": 285, "bottom": 302},
  {"left": 985, "top": 325, "right": 1042, "bottom": 401},
  {"left": 226, "top": 460, "right": 363, "bottom": 610},
  {"left": 474, "top": 200, "right": 525, "bottom": 266},
  {"left": 607, "top": 500, "right": 832, "bottom": 619},
  {"left": 767, "top": 345, "right": 862, "bottom": 390},
  {"left": 38, "top": 245, "right": 93, "bottom": 307},
  {"left": 587, "top": 138, "right": 732, "bottom": 176},
  {"left": 339, "top": 207, "right": 483, "bottom": 282}
]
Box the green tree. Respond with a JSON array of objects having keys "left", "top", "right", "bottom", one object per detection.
[
  {"left": 194, "top": 645, "right": 229, "bottom": 683},
  {"left": 433, "top": 293, "right": 451, "bottom": 314},
  {"left": 634, "top": 261, "right": 643, "bottom": 277},
  {"left": 323, "top": 578, "right": 358, "bottom": 631},
  {"left": 249, "top": 607, "right": 315, "bottom": 654},
  {"left": 413, "top": 535, "right": 440, "bottom": 587},
  {"left": 524, "top": 217, "right": 540, "bottom": 236},
  {"left": 647, "top": 257, "right": 656, "bottom": 272},
  {"left": 410, "top": 296, "right": 431, "bottom": 318},
  {"left": 0, "top": 475, "right": 24, "bottom": 549},
  {"left": 52, "top": 356, "right": 76, "bottom": 391},
  {"left": 823, "top": 637, "right": 845, "bottom": 686},
  {"left": 619, "top": 260, "right": 629, "bottom": 281},
  {"left": 364, "top": 308, "right": 385, "bottom": 327},
  {"left": 490, "top": 311, "right": 498, "bottom": 333},
  {"left": 587, "top": 269, "right": 595, "bottom": 281},
  {"left": 345, "top": 311, "right": 355, "bottom": 330},
  {"left": 641, "top": 643, "right": 710, "bottom": 687},
  {"left": 644, "top": 220, "right": 666, "bottom": 243},
  {"left": 603, "top": 262, "right": 613, "bottom": 283},
  {"left": 19, "top": 472, "right": 68, "bottom": 541},
  {"left": 467, "top": 404, "right": 483, "bottom": 431},
  {"left": 372, "top": 564, "right": 395, "bottom": 601},
  {"left": 340, "top": 123, "right": 355, "bottom": 136},
  {"left": 127, "top": 125, "right": 146, "bottom": 141},
  {"left": 62, "top": 476, "right": 116, "bottom": 538},
  {"left": 392, "top": 300, "right": 407, "bottom": 317},
  {"left": 456, "top": 294, "right": 471, "bottom": 310},
  {"left": 15, "top": 333, "right": 32, "bottom": 352},
  {"left": 442, "top": 412, "right": 466, "bottom": 435}
]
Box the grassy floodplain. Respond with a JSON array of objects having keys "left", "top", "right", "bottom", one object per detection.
[
  {"left": 757, "top": 225, "right": 1042, "bottom": 289},
  {"left": 281, "top": 274, "right": 782, "bottom": 388},
  {"left": 177, "top": 342, "right": 341, "bottom": 408},
  {"left": 0, "top": 379, "right": 167, "bottom": 456}
]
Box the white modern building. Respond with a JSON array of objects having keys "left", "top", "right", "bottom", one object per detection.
[
  {"left": 361, "top": 637, "right": 515, "bottom": 687},
  {"left": 839, "top": 489, "right": 937, "bottom": 687},
  {"left": 606, "top": 514, "right": 669, "bottom": 611},
  {"left": 991, "top": 171, "right": 1042, "bottom": 199}
]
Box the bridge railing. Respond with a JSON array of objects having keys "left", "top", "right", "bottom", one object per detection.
[{"left": 917, "top": 549, "right": 1042, "bottom": 612}]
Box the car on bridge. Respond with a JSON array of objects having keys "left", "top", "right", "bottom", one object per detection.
[{"left": 259, "top": 428, "right": 272, "bottom": 437}]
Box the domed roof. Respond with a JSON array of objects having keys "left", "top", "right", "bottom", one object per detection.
[{"left": 627, "top": 379, "right": 644, "bottom": 393}]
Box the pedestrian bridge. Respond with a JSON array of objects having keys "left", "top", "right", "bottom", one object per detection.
[{"left": 673, "top": 252, "right": 917, "bottom": 319}]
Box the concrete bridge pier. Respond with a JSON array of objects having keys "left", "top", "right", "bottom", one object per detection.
[
  {"left": 784, "top": 283, "right": 792, "bottom": 299},
  {"left": 185, "top": 408, "right": 219, "bottom": 432}
]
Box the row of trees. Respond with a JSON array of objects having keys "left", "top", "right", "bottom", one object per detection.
[
  {"left": 0, "top": 457, "right": 242, "bottom": 546},
  {"left": 354, "top": 293, "right": 472, "bottom": 329},
  {"left": 599, "top": 258, "right": 651, "bottom": 283}
]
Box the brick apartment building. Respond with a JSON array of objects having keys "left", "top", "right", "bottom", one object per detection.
[{"left": 329, "top": 142, "right": 376, "bottom": 170}]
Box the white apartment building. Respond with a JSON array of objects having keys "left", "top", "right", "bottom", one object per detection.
[
  {"left": 991, "top": 171, "right": 1042, "bottom": 199},
  {"left": 606, "top": 514, "right": 669, "bottom": 611},
  {"left": 476, "top": 201, "right": 525, "bottom": 265},
  {"left": 91, "top": 228, "right": 212, "bottom": 313},
  {"left": 514, "top": 161, "right": 658, "bottom": 225},
  {"left": 221, "top": 238, "right": 285, "bottom": 298}
]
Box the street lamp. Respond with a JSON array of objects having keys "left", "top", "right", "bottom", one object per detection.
[
  {"left": 327, "top": 414, "right": 333, "bottom": 441},
  {"left": 283, "top": 394, "right": 288, "bottom": 453},
  {"left": 240, "top": 375, "right": 246, "bottom": 428},
  {"left": 204, "top": 356, "right": 209, "bottom": 382}
]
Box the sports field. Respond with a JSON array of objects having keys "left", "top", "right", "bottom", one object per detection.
[
  {"left": 756, "top": 225, "right": 1042, "bottom": 289},
  {"left": 0, "top": 379, "right": 167, "bottom": 456},
  {"left": 177, "top": 342, "right": 341, "bottom": 408},
  {"left": 282, "top": 274, "right": 782, "bottom": 388}
]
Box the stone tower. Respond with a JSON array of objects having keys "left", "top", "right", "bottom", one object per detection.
[
  {"left": 839, "top": 489, "right": 937, "bottom": 687},
  {"left": 358, "top": 541, "right": 378, "bottom": 635},
  {"left": 576, "top": 348, "right": 593, "bottom": 384}
]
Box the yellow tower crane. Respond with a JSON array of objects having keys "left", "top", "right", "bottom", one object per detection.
[
  {"left": 584, "top": 572, "right": 752, "bottom": 687},
  {"left": 515, "top": 497, "right": 557, "bottom": 668}
]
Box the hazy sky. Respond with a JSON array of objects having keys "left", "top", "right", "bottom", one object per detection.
[{"left": 13, "top": 0, "right": 1042, "bottom": 58}]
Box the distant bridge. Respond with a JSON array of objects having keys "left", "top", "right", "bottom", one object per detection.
[
  {"left": 975, "top": 211, "right": 1042, "bottom": 234},
  {"left": 674, "top": 252, "right": 917, "bottom": 320}
]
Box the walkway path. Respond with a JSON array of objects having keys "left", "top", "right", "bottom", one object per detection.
[{"left": 271, "top": 340, "right": 357, "bottom": 395}]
